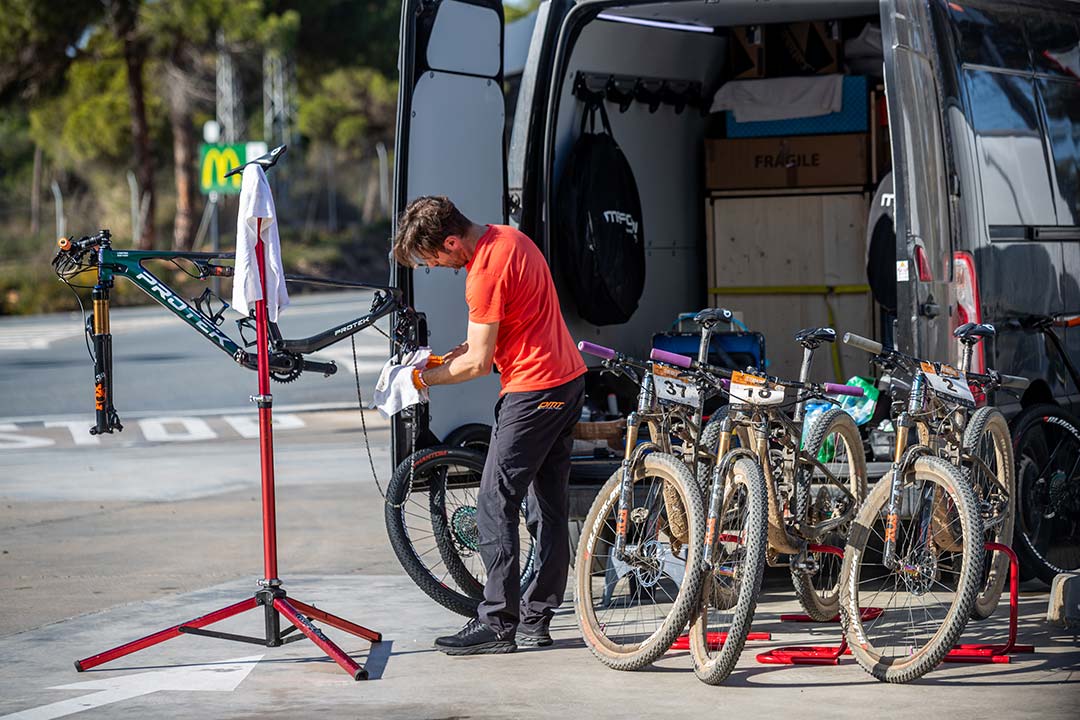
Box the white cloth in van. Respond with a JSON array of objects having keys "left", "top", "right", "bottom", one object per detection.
[
  {"left": 710, "top": 74, "right": 844, "bottom": 122},
  {"left": 373, "top": 347, "right": 432, "bottom": 418},
  {"left": 233, "top": 164, "right": 290, "bottom": 322}
]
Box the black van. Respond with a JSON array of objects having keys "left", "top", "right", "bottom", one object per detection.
[{"left": 390, "top": 0, "right": 1080, "bottom": 466}]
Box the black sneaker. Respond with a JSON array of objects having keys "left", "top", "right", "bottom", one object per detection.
[
  {"left": 434, "top": 618, "right": 516, "bottom": 656},
  {"left": 517, "top": 619, "right": 552, "bottom": 647}
]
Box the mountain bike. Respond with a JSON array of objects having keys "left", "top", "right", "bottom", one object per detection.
[
  {"left": 655, "top": 332, "right": 868, "bottom": 681},
  {"left": 574, "top": 341, "right": 710, "bottom": 671},
  {"left": 839, "top": 329, "right": 1028, "bottom": 682},
  {"left": 696, "top": 328, "right": 869, "bottom": 623},
  {"left": 1005, "top": 313, "right": 1080, "bottom": 583}
]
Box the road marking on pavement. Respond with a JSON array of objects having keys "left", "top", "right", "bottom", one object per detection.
[
  {"left": 0, "top": 655, "right": 262, "bottom": 720},
  {"left": 0, "top": 414, "right": 307, "bottom": 450}
]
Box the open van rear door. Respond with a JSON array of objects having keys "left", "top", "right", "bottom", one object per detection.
[
  {"left": 881, "top": 0, "right": 954, "bottom": 361},
  {"left": 392, "top": 0, "right": 507, "bottom": 463}
]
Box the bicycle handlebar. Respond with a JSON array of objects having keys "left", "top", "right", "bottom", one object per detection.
[
  {"left": 824, "top": 382, "right": 865, "bottom": 397},
  {"left": 578, "top": 341, "right": 616, "bottom": 360},
  {"left": 842, "top": 332, "right": 884, "bottom": 356},
  {"left": 650, "top": 348, "right": 692, "bottom": 368}
]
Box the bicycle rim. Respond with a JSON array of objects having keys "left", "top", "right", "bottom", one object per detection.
[
  {"left": 575, "top": 452, "right": 704, "bottom": 671},
  {"left": 841, "top": 456, "right": 983, "bottom": 683},
  {"left": 962, "top": 408, "right": 1014, "bottom": 618},
  {"left": 1013, "top": 406, "right": 1080, "bottom": 582}
]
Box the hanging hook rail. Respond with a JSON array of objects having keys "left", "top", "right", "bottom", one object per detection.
[{"left": 571, "top": 71, "right": 706, "bottom": 115}]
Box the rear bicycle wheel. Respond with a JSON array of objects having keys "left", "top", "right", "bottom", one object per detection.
[
  {"left": 689, "top": 455, "right": 767, "bottom": 685},
  {"left": 840, "top": 455, "right": 983, "bottom": 683},
  {"left": 1010, "top": 405, "right": 1080, "bottom": 583},
  {"left": 575, "top": 452, "right": 705, "bottom": 671},
  {"left": 792, "top": 409, "right": 868, "bottom": 621},
  {"left": 962, "top": 407, "right": 1015, "bottom": 618},
  {"left": 384, "top": 446, "right": 534, "bottom": 617}
]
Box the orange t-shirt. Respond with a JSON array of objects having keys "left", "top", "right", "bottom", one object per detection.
[{"left": 465, "top": 225, "right": 586, "bottom": 395}]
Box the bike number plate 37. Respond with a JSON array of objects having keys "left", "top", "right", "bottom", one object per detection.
[
  {"left": 920, "top": 361, "right": 976, "bottom": 407},
  {"left": 652, "top": 365, "right": 700, "bottom": 407},
  {"left": 729, "top": 370, "right": 785, "bottom": 406}
]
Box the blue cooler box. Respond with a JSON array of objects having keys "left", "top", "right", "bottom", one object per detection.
[
  {"left": 726, "top": 75, "right": 868, "bottom": 138},
  {"left": 652, "top": 331, "right": 766, "bottom": 372}
]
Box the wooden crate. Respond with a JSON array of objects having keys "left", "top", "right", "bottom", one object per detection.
[{"left": 706, "top": 192, "right": 873, "bottom": 381}]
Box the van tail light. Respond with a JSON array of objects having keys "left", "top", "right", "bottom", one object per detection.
[
  {"left": 953, "top": 250, "right": 984, "bottom": 374},
  {"left": 914, "top": 245, "right": 933, "bottom": 281}
]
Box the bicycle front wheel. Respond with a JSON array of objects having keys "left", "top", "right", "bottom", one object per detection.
[
  {"left": 840, "top": 455, "right": 984, "bottom": 683},
  {"left": 962, "top": 407, "right": 1015, "bottom": 618},
  {"left": 792, "top": 408, "right": 868, "bottom": 621},
  {"left": 575, "top": 452, "right": 705, "bottom": 671},
  {"left": 1011, "top": 404, "right": 1080, "bottom": 583},
  {"left": 689, "top": 455, "right": 767, "bottom": 685}
]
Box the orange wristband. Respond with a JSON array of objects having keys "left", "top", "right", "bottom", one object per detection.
[
  {"left": 427, "top": 354, "right": 445, "bottom": 366},
  {"left": 412, "top": 367, "right": 429, "bottom": 390}
]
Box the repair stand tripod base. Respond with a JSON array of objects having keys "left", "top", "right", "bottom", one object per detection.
[
  {"left": 74, "top": 218, "right": 381, "bottom": 681},
  {"left": 74, "top": 588, "right": 382, "bottom": 681}
]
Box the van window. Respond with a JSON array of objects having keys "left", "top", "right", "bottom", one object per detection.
[
  {"left": 948, "top": 2, "right": 1030, "bottom": 70},
  {"left": 1040, "top": 79, "right": 1080, "bottom": 225},
  {"left": 963, "top": 69, "right": 1056, "bottom": 226},
  {"left": 1025, "top": 12, "right": 1080, "bottom": 78}
]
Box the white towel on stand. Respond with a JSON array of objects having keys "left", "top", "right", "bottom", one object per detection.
[
  {"left": 373, "top": 348, "right": 432, "bottom": 418},
  {"left": 710, "top": 74, "right": 845, "bottom": 122},
  {"left": 233, "top": 164, "right": 290, "bottom": 322}
]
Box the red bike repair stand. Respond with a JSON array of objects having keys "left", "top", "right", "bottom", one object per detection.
[
  {"left": 755, "top": 542, "right": 1033, "bottom": 666},
  {"left": 74, "top": 219, "right": 381, "bottom": 681}
]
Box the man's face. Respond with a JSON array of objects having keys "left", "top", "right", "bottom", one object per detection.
[{"left": 420, "top": 236, "right": 468, "bottom": 270}]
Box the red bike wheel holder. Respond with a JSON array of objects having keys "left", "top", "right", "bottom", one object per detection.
[
  {"left": 74, "top": 220, "right": 381, "bottom": 681},
  {"left": 757, "top": 544, "right": 859, "bottom": 666},
  {"left": 943, "top": 542, "right": 1034, "bottom": 664},
  {"left": 670, "top": 532, "right": 772, "bottom": 652},
  {"left": 756, "top": 542, "right": 1035, "bottom": 667}
]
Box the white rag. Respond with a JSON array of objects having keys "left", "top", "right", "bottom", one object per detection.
[
  {"left": 373, "top": 348, "right": 432, "bottom": 418},
  {"left": 710, "top": 74, "right": 844, "bottom": 122},
  {"left": 233, "top": 164, "right": 289, "bottom": 322}
]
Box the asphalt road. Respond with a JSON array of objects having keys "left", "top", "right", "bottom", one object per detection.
[{"left": 0, "top": 290, "right": 392, "bottom": 423}]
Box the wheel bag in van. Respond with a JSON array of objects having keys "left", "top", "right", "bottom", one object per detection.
[{"left": 556, "top": 98, "right": 645, "bottom": 326}]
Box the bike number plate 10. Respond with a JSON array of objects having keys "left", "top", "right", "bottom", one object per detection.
[
  {"left": 652, "top": 364, "right": 700, "bottom": 407},
  {"left": 920, "top": 361, "right": 976, "bottom": 407},
  {"left": 729, "top": 370, "right": 785, "bottom": 406}
]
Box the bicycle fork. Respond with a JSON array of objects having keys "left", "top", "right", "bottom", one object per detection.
[
  {"left": 882, "top": 374, "right": 926, "bottom": 569},
  {"left": 702, "top": 414, "right": 736, "bottom": 568},
  {"left": 90, "top": 282, "right": 122, "bottom": 435},
  {"left": 613, "top": 369, "right": 654, "bottom": 560}
]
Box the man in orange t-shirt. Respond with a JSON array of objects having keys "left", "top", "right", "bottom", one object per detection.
[{"left": 393, "top": 196, "right": 585, "bottom": 655}]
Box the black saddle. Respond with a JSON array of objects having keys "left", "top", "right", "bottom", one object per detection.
[
  {"left": 954, "top": 322, "right": 996, "bottom": 344},
  {"left": 794, "top": 327, "right": 837, "bottom": 348},
  {"left": 694, "top": 307, "right": 734, "bottom": 329}
]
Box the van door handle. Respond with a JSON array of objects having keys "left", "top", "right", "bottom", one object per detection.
[{"left": 920, "top": 294, "right": 940, "bottom": 319}]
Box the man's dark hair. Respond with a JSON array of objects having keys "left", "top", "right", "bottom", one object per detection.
[{"left": 392, "top": 196, "right": 472, "bottom": 267}]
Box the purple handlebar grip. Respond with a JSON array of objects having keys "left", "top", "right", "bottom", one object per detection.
[
  {"left": 650, "top": 348, "right": 692, "bottom": 368},
  {"left": 578, "top": 341, "right": 615, "bottom": 360},
  {"left": 721, "top": 378, "right": 731, "bottom": 389},
  {"left": 825, "top": 382, "right": 864, "bottom": 397}
]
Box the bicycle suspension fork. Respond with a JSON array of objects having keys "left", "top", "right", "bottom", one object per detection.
[
  {"left": 90, "top": 280, "right": 122, "bottom": 435},
  {"left": 613, "top": 368, "right": 655, "bottom": 560},
  {"left": 882, "top": 373, "right": 926, "bottom": 568},
  {"left": 702, "top": 414, "right": 736, "bottom": 568}
]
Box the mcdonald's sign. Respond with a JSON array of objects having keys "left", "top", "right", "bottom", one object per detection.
[{"left": 199, "top": 143, "right": 246, "bottom": 194}]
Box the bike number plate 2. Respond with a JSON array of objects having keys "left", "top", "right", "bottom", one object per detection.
[
  {"left": 729, "top": 370, "right": 785, "bottom": 406},
  {"left": 920, "top": 361, "right": 976, "bottom": 408},
  {"left": 652, "top": 365, "right": 700, "bottom": 407}
]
